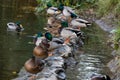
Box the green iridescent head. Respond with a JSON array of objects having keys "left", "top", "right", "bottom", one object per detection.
[
  {"left": 47, "top": 2, "right": 52, "bottom": 8},
  {"left": 36, "top": 32, "right": 43, "bottom": 38},
  {"left": 45, "top": 32, "right": 52, "bottom": 41},
  {"left": 71, "top": 13, "right": 77, "bottom": 18},
  {"left": 61, "top": 21, "right": 68, "bottom": 27},
  {"left": 16, "top": 22, "right": 21, "bottom": 26},
  {"left": 58, "top": 3, "right": 64, "bottom": 11}
]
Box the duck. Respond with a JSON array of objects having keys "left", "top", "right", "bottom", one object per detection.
[
  {"left": 58, "top": 4, "right": 75, "bottom": 21},
  {"left": 47, "top": 17, "right": 56, "bottom": 27},
  {"left": 45, "top": 32, "right": 64, "bottom": 50},
  {"left": 71, "top": 18, "right": 91, "bottom": 29},
  {"left": 91, "top": 74, "right": 111, "bottom": 80},
  {"left": 46, "top": 16, "right": 61, "bottom": 28},
  {"left": 24, "top": 56, "right": 44, "bottom": 74},
  {"left": 59, "top": 21, "right": 86, "bottom": 49},
  {"left": 33, "top": 38, "right": 50, "bottom": 59},
  {"left": 46, "top": 3, "right": 61, "bottom": 16},
  {"left": 69, "top": 12, "right": 91, "bottom": 29},
  {"left": 59, "top": 21, "right": 80, "bottom": 39},
  {"left": 7, "top": 22, "right": 24, "bottom": 32},
  {"left": 34, "top": 32, "right": 44, "bottom": 46},
  {"left": 44, "top": 32, "right": 72, "bottom": 57},
  {"left": 44, "top": 20, "right": 61, "bottom": 36},
  {"left": 48, "top": 37, "right": 72, "bottom": 58}
]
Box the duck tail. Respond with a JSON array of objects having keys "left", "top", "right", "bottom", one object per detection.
[{"left": 86, "top": 23, "right": 91, "bottom": 27}]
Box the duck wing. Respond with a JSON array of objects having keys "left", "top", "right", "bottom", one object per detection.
[
  {"left": 50, "top": 7, "right": 58, "bottom": 11},
  {"left": 75, "top": 19, "right": 91, "bottom": 25},
  {"left": 66, "top": 28, "right": 84, "bottom": 37},
  {"left": 52, "top": 38, "right": 64, "bottom": 44}
]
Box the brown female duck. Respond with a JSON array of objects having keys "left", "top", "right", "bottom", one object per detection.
[
  {"left": 24, "top": 56, "right": 44, "bottom": 74},
  {"left": 33, "top": 39, "right": 50, "bottom": 59}
]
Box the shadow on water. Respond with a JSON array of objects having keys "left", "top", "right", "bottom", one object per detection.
[
  {"left": 0, "top": 0, "right": 46, "bottom": 80},
  {"left": 0, "top": 0, "right": 113, "bottom": 80}
]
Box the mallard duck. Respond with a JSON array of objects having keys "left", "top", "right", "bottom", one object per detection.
[
  {"left": 34, "top": 32, "right": 44, "bottom": 46},
  {"left": 48, "top": 37, "right": 72, "bottom": 57},
  {"left": 24, "top": 56, "right": 44, "bottom": 74},
  {"left": 46, "top": 3, "right": 61, "bottom": 15},
  {"left": 47, "top": 17, "right": 56, "bottom": 26},
  {"left": 45, "top": 32, "right": 64, "bottom": 50},
  {"left": 58, "top": 4, "right": 75, "bottom": 21},
  {"left": 59, "top": 21, "right": 78, "bottom": 39},
  {"left": 58, "top": 4, "right": 74, "bottom": 17},
  {"left": 7, "top": 22, "right": 24, "bottom": 32},
  {"left": 59, "top": 21, "right": 85, "bottom": 49},
  {"left": 33, "top": 38, "right": 49, "bottom": 59},
  {"left": 71, "top": 18, "right": 91, "bottom": 29},
  {"left": 91, "top": 74, "right": 111, "bottom": 80},
  {"left": 48, "top": 38, "right": 64, "bottom": 51},
  {"left": 44, "top": 32, "right": 72, "bottom": 57}
]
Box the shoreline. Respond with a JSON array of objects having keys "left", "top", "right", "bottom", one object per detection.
[{"left": 95, "top": 17, "right": 120, "bottom": 80}]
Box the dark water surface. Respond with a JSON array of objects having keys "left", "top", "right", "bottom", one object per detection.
[
  {"left": 0, "top": 0, "right": 113, "bottom": 80},
  {"left": 0, "top": 0, "right": 46, "bottom": 80}
]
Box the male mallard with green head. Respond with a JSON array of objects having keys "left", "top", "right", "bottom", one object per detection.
[
  {"left": 34, "top": 32, "right": 44, "bottom": 46},
  {"left": 70, "top": 13, "right": 91, "bottom": 29},
  {"left": 47, "top": 3, "right": 61, "bottom": 16},
  {"left": 58, "top": 4, "right": 75, "bottom": 21}
]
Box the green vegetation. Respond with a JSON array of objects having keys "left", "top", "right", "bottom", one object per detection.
[
  {"left": 35, "top": 0, "right": 97, "bottom": 14},
  {"left": 35, "top": 0, "right": 120, "bottom": 20},
  {"left": 96, "top": 0, "right": 120, "bottom": 53},
  {"left": 96, "top": 0, "right": 120, "bottom": 18},
  {"left": 109, "top": 28, "right": 120, "bottom": 55}
]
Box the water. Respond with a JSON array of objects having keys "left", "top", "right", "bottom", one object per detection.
[
  {"left": 0, "top": 0, "right": 46, "bottom": 80},
  {"left": 67, "top": 24, "right": 113, "bottom": 80},
  {"left": 0, "top": 0, "right": 113, "bottom": 80}
]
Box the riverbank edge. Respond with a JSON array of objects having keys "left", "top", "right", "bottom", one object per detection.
[{"left": 95, "top": 16, "right": 120, "bottom": 80}]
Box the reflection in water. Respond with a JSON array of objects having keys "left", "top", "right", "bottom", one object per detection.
[{"left": 0, "top": 1, "right": 113, "bottom": 80}]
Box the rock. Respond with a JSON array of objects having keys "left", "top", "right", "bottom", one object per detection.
[{"left": 107, "top": 56, "right": 120, "bottom": 80}]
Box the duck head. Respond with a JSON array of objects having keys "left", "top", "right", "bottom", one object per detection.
[
  {"left": 36, "top": 32, "right": 43, "bottom": 38},
  {"left": 24, "top": 56, "right": 44, "bottom": 74},
  {"left": 58, "top": 3, "right": 64, "bottom": 11},
  {"left": 34, "top": 32, "right": 43, "bottom": 44},
  {"left": 91, "top": 74, "right": 111, "bottom": 80},
  {"left": 16, "top": 22, "right": 21, "bottom": 26},
  {"left": 47, "top": 2, "right": 52, "bottom": 8},
  {"left": 16, "top": 24, "right": 24, "bottom": 32},
  {"left": 45, "top": 32, "right": 53, "bottom": 41},
  {"left": 70, "top": 12, "right": 78, "bottom": 19},
  {"left": 61, "top": 21, "right": 68, "bottom": 27},
  {"left": 58, "top": 21, "right": 68, "bottom": 34}
]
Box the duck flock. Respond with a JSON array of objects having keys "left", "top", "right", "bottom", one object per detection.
[{"left": 12, "top": 3, "right": 111, "bottom": 80}]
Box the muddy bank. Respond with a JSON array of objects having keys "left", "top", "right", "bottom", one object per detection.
[{"left": 95, "top": 16, "right": 120, "bottom": 80}]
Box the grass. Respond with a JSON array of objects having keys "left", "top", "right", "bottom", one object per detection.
[{"left": 96, "top": 0, "right": 120, "bottom": 17}]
